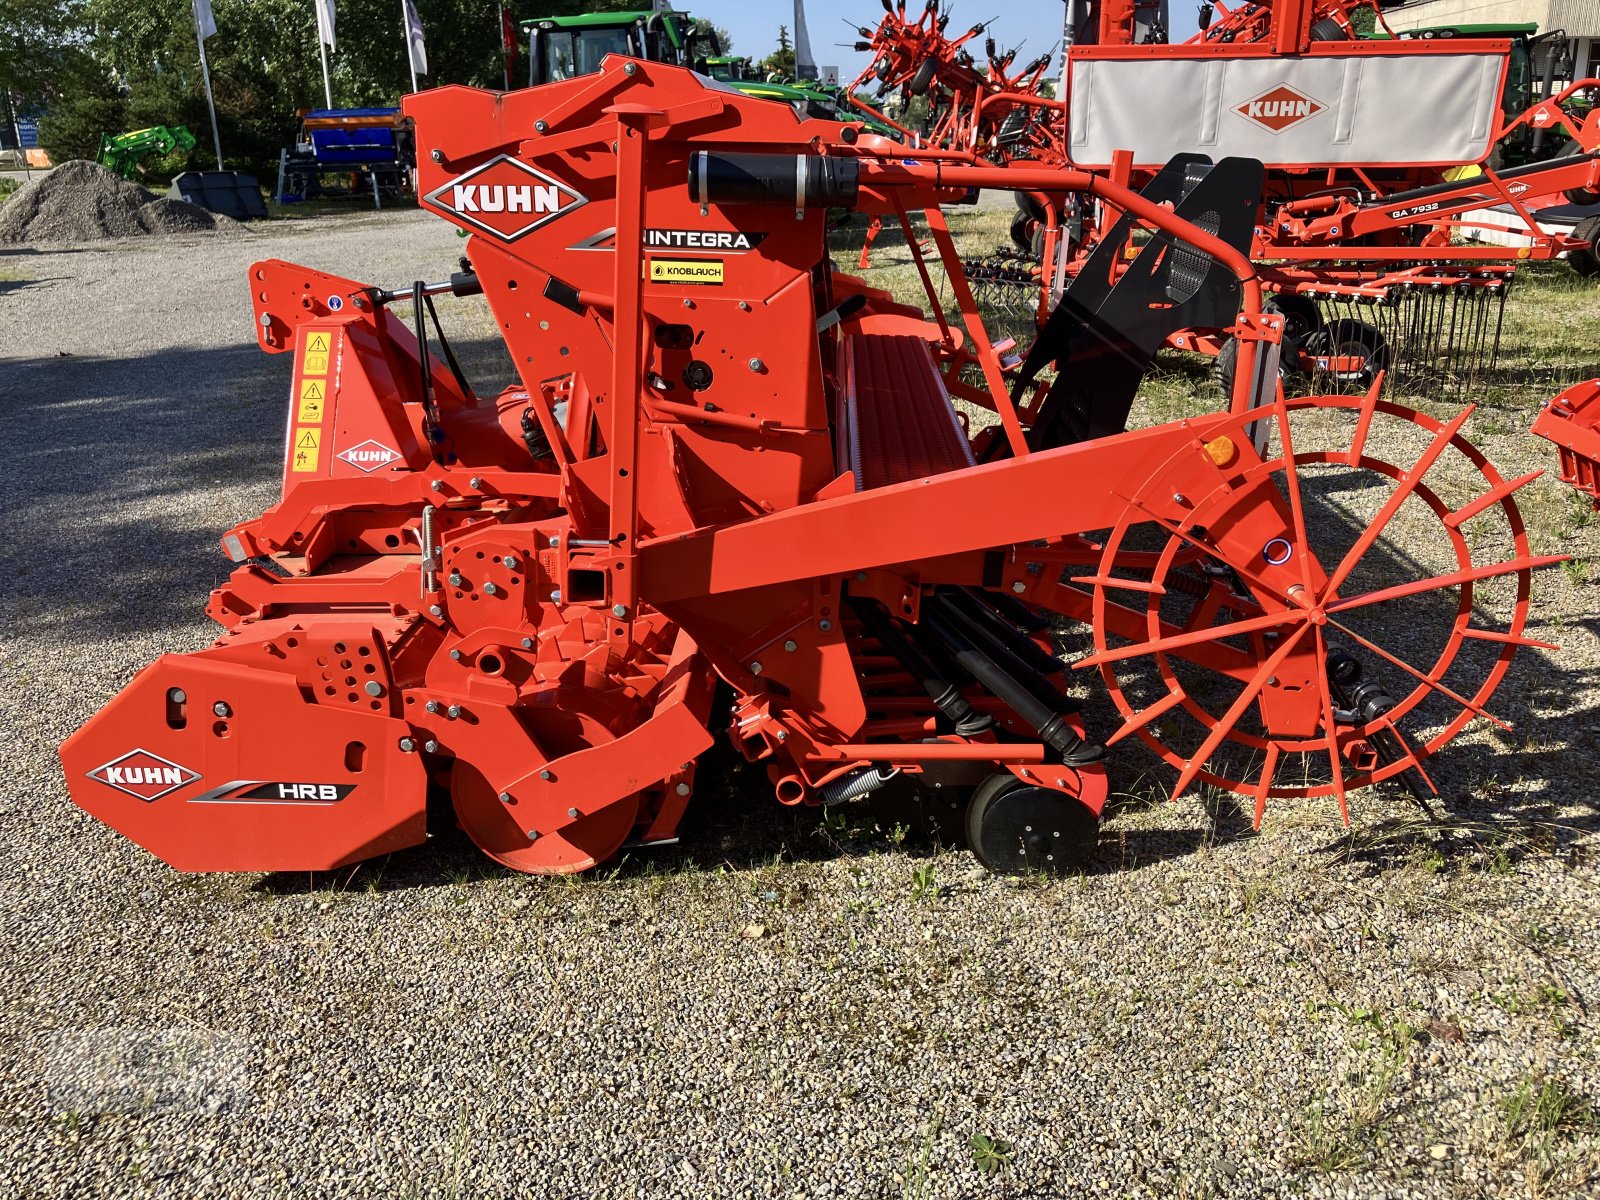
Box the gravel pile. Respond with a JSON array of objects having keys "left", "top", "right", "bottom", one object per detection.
[
  {"left": 1, "top": 209, "right": 1597, "bottom": 1199},
  {"left": 0, "top": 160, "right": 242, "bottom": 245}
]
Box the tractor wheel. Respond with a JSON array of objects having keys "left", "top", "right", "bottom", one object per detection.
[
  {"left": 1085, "top": 391, "right": 1554, "bottom": 822},
  {"left": 1310, "top": 16, "right": 1349, "bottom": 40},
  {"left": 908, "top": 59, "right": 937, "bottom": 97},
  {"left": 1304, "top": 319, "right": 1391, "bottom": 392},
  {"left": 1009, "top": 209, "right": 1037, "bottom": 255},
  {"left": 1568, "top": 215, "right": 1600, "bottom": 277},
  {"left": 1559, "top": 140, "right": 1600, "bottom": 207},
  {"left": 964, "top": 774, "right": 1099, "bottom": 875},
  {"left": 1272, "top": 293, "right": 1324, "bottom": 344}
]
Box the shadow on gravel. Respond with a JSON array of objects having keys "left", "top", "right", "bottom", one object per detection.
[
  {"left": 0, "top": 275, "right": 64, "bottom": 295},
  {"left": 5, "top": 332, "right": 517, "bottom": 656}
]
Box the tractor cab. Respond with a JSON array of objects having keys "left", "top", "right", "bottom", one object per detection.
[{"left": 524, "top": 9, "right": 721, "bottom": 86}]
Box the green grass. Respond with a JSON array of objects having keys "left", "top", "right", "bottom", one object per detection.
[{"left": 0, "top": 175, "right": 21, "bottom": 204}]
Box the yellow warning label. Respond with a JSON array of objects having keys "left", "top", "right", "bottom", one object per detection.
[
  {"left": 297, "top": 379, "right": 327, "bottom": 424},
  {"left": 302, "top": 350, "right": 329, "bottom": 376},
  {"left": 648, "top": 257, "right": 724, "bottom": 286},
  {"left": 305, "top": 332, "right": 332, "bottom": 353},
  {"left": 290, "top": 427, "right": 321, "bottom": 473}
]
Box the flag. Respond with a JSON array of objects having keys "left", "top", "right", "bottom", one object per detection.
[
  {"left": 403, "top": 0, "right": 428, "bottom": 75},
  {"left": 193, "top": 0, "right": 217, "bottom": 41},
  {"left": 315, "top": 0, "right": 337, "bottom": 51}
]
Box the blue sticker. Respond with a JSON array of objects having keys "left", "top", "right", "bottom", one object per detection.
[{"left": 328, "top": 295, "right": 344, "bottom": 312}]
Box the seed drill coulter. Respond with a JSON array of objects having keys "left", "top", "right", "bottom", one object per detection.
[{"left": 61, "top": 60, "right": 1563, "bottom": 876}]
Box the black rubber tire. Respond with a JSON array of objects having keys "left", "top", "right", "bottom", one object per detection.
[
  {"left": 964, "top": 774, "right": 1099, "bottom": 876},
  {"left": 1560, "top": 139, "right": 1600, "bottom": 207},
  {"left": 1304, "top": 319, "right": 1391, "bottom": 390},
  {"left": 1568, "top": 215, "right": 1600, "bottom": 278},
  {"left": 908, "top": 58, "right": 937, "bottom": 97},
  {"left": 1309, "top": 16, "right": 1348, "bottom": 41},
  {"left": 1009, "top": 209, "right": 1036, "bottom": 254},
  {"left": 1272, "top": 293, "right": 1323, "bottom": 344}
]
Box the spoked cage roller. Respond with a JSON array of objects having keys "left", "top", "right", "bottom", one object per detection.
[{"left": 1076, "top": 387, "right": 1562, "bottom": 822}]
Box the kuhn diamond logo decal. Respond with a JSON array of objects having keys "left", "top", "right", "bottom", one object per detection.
[
  {"left": 424, "top": 156, "right": 587, "bottom": 241},
  {"left": 89, "top": 749, "right": 200, "bottom": 803},
  {"left": 337, "top": 439, "right": 402, "bottom": 473},
  {"left": 1234, "top": 85, "right": 1325, "bottom": 133}
]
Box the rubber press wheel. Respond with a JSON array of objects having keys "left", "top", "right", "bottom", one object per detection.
[{"left": 964, "top": 774, "right": 1100, "bottom": 876}]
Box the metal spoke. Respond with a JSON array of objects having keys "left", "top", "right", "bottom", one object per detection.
[
  {"left": 1327, "top": 616, "right": 1513, "bottom": 732},
  {"left": 1076, "top": 606, "right": 1303, "bottom": 671},
  {"left": 1321, "top": 404, "right": 1476, "bottom": 601},
  {"left": 1170, "top": 623, "right": 1312, "bottom": 801},
  {"left": 1327, "top": 553, "right": 1567, "bottom": 616}
]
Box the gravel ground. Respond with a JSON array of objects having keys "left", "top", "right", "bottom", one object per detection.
[{"left": 2, "top": 208, "right": 1599, "bottom": 1199}]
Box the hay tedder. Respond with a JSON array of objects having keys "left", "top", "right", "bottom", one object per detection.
[
  {"left": 857, "top": 0, "right": 1600, "bottom": 394},
  {"left": 62, "top": 59, "right": 1565, "bottom": 876}
]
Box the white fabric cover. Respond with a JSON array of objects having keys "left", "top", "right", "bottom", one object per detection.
[{"left": 1066, "top": 47, "right": 1506, "bottom": 168}]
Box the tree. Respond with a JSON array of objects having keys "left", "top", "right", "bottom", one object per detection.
[{"left": 761, "top": 24, "right": 795, "bottom": 80}]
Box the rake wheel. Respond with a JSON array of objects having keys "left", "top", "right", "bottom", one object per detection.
[{"left": 1084, "top": 390, "right": 1561, "bottom": 823}]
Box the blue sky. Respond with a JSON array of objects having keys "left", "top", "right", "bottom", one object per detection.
[{"left": 712, "top": 1, "right": 1201, "bottom": 82}]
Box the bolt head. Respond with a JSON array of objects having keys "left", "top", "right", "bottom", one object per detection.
[
  {"left": 624, "top": 62, "right": 637, "bottom": 75},
  {"left": 259, "top": 312, "right": 271, "bottom": 327},
  {"left": 364, "top": 681, "right": 384, "bottom": 697},
  {"left": 449, "top": 649, "right": 462, "bottom": 661},
  {"left": 168, "top": 688, "right": 187, "bottom": 705},
  {"left": 430, "top": 480, "right": 443, "bottom": 492},
  {"left": 549, "top": 590, "right": 563, "bottom": 604},
  {"left": 520, "top": 637, "right": 534, "bottom": 650},
  {"left": 567, "top": 807, "right": 580, "bottom": 819},
  {"left": 612, "top": 604, "right": 628, "bottom": 619},
  {"left": 448, "top": 571, "right": 463, "bottom": 585},
  {"left": 749, "top": 661, "right": 763, "bottom": 675},
  {"left": 1012, "top": 581, "right": 1026, "bottom": 594},
  {"left": 425, "top": 700, "right": 442, "bottom": 714},
  {"left": 423, "top": 740, "right": 439, "bottom": 753},
  {"left": 549, "top": 535, "right": 561, "bottom": 548},
  {"left": 482, "top": 582, "right": 498, "bottom": 596},
  {"left": 783, "top": 639, "right": 798, "bottom": 652},
  {"left": 212, "top": 701, "right": 231, "bottom": 718},
  {"left": 818, "top": 619, "right": 833, "bottom": 632},
  {"left": 469, "top": 476, "right": 484, "bottom": 490},
  {"left": 429, "top": 605, "right": 443, "bottom": 618},
  {"left": 399, "top": 737, "right": 416, "bottom": 752},
  {"left": 446, "top": 705, "right": 462, "bottom": 719},
  {"left": 503, "top": 556, "right": 519, "bottom": 570},
  {"left": 430, "top": 149, "right": 442, "bottom": 162},
  {"left": 539, "top": 769, "right": 554, "bottom": 782},
  {"left": 535, "top": 120, "right": 548, "bottom": 133},
  {"left": 527, "top": 829, "right": 540, "bottom": 841},
  {"left": 675, "top": 782, "right": 691, "bottom": 796},
  {"left": 748, "top": 357, "right": 765, "bottom": 372},
  {"left": 498, "top": 792, "right": 513, "bottom": 804}
]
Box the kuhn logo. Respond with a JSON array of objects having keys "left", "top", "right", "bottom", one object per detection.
[
  {"left": 89, "top": 749, "right": 200, "bottom": 803},
  {"left": 337, "top": 439, "right": 402, "bottom": 472},
  {"left": 1234, "top": 85, "right": 1326, "bottom": 133},
  {"left": 424, "top": 156, "right": 587, "bottom": 241}
]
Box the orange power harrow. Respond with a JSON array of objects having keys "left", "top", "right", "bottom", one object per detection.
[{"left": 61, "top": 60, "right": 1564, "bottom": 876}]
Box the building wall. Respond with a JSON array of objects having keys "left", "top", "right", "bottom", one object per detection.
[{"left": 1384, "top": 0, "right": 1600, "bottom": 34}]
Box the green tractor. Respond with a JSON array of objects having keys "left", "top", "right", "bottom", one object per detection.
[
  {"left": 521, "top": 9, "right": 899, "bottom": 137},
  {"left": 1383, "top": 23, "right": 1592, "bottom": 167},
  {"left": 523, "top": 9, "right": 721, "bottom": 85},
  {"left": 96, "top": 125, "right": 197, "bottom": 180}
]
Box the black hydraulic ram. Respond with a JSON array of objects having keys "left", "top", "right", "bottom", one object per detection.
[
  {"left": 921, "top": 594, "right": 1104, "bottom": 767},
  {"left": 687, "top": 151, "right": 861, "bottom": 210},
  {"left": 849, "top": 598, "right": 994, "bottom": 737}
]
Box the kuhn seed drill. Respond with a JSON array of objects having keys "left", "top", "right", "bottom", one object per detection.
[{"left": 62, "top": 60, "right": 1563, "bottom": 875}]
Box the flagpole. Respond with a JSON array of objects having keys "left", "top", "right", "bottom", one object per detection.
[
  {"left": 318, "top": 36, "right": 334, "bottom": 107},
  {"left": 192, "top": 1, "right": 224, "bottom": 167},
  {"left": 500, "top": 3, "right": 511, "bottom": 91},
  {"left": 402, "top": 0, "right": 419, "bottom": 92}
]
